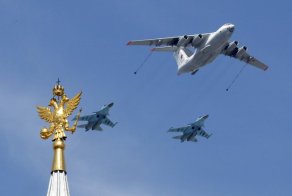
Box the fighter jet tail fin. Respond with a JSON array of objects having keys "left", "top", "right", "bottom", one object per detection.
[
  {"left": 77, "top": 124, "right": 87, "bottom": 128},
  {"left": 172, "top": 135, "right": 185, "bottom": 142},
  {"left": 190, "top": 137, "right": 198, "bottom": 142},
  {"left": 172, "top": 135, "right": 182, "bottom": 139},
  {"left": 93, "top": 125, "right": 103, "bottom": 131},
  {"left": 77, "top": 124, "right": 90, "bottom": 131}
]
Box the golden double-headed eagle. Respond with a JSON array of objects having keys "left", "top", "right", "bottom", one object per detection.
[{"left": 37, "top": 83, "right": 82, "bottom": 140}]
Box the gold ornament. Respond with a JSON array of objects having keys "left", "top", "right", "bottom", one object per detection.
[{"left": 37, "top": 83, "right": 82, "bottom": 141}]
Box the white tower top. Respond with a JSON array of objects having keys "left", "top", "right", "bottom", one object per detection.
[{"left": 47, "top": 171, "right": 70, "bottom": 196}]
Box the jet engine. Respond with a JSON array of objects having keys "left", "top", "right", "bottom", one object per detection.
[
  {"left": 191, "top": 34, "right": 203, "bottom": 47},
  {"left": 177, "top": 35, "right": 190, "bottom": 47},
  {"left": 236, "top": 46, "right": 247, "bottom": 58},
  {"left": 225, "top": 41, "right": 238, "bottom": 53},
  {"left": 186, "top": 133, "right": 197, "bottom": 141}
]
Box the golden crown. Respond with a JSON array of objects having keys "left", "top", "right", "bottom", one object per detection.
[{"left": 52, "top": 84, "right": 64, "bottom": 97}]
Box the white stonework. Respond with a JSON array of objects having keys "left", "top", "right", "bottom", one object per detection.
[{"left": 47, "top": 171, "right": 70, "bottom": 196}]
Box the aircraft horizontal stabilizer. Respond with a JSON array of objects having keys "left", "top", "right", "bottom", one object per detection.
[
  {"left": 93, "top": 125, "right": 103, "bottom": 131},
  {"left": 77, "top": 124, "right": 87, "bottom": 128},
  {"left": 172, "top": 135, "right": 182, "bottom": 139},
  {"left": 151, "top": 46, "right": 177, "bottom": 52}
]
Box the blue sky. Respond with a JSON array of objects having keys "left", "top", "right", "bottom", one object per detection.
[{"left": 0, "top": 0, "right": 292, "bottom": 195}]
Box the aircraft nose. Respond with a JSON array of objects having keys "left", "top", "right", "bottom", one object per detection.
[
  {"left": 108, "top": 102, "right": 114, "bottom": 107},
  {"left": 203, "top": 114, "right": 209, "bottom": 119},
  {"left": 228, "top": 25, "right": 235, "bottom": 33}
]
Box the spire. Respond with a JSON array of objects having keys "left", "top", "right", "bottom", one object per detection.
[
  {"left": 52, "top": 139, "right": 66, "bottom": 171},
  {"left": 37, "top": 81, "right": 82, "bottom": 196},
  {"left": 46, "top": 138, "right": 70, "bottom": 196}
]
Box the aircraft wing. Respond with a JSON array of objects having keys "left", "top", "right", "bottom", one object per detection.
[
  {"left": 223, "top": 44, "right": 268, "bottom": 71},
  {"left": 102, "top": 117, "right": 116, "bottom": 128},
  {"left": 73, "top": 114, "right": 93, "bottom": 121},
  {"left": 197, "top": 129, "right": 211, "bottom": 139},
  {"left": 168, "top": 126, "right": 189, "bottom": 132},
  {"left": 127, "top": 33, "right": 210, "bottom": 48},
  {"left": 193, "top": 119, "right": 205, "bottom": 127},
  {"left": 241, "top": 55, "right": 268, "bottom": 71},
  {"left": 192, "top": 115, "right": 209, "bottom": 127},
  {"left": 96, "top": 107, "right": 109, "bottom": 116}
]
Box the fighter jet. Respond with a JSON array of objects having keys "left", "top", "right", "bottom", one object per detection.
[
  {"left": 128, "top": 23, "right": 268, "bottom": 75},
  {"left": 168, "top": 115, "right": 211, "bottom": 142},
  {"left": 73, "top": 102, "right": 117, "bottom": 131}
]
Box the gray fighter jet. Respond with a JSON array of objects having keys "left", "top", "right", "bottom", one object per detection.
[
  {"left": 73, "top": 102, "right": 117, "bottom": 131},
  {"left": 168, "top": 115, "right": 211, "bottom": 142}
]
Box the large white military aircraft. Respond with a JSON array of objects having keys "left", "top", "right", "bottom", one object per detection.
[{"left": 128, "top": 23, "right": 268, "bottom": 75}]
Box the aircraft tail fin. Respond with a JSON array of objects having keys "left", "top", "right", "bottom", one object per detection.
[
  {"left": 77, "top": 124, "right": 87, "bottom": 128},
  {"left": 190, "top": 137, "right": 198, "bottom": 142},
  {"left": 172, "top": 135, "right": 184, "bottom": 142},
  {"left": 172, "top": 135, "right": 182, "bottom": 139},
  {"left": 151, "top": 46, "right": 193, "bottom": 70},
  {"left": 173, "top": 47, "right": 193, "bottom": 69},
  {"left": 93, "top": 125, "right": 103, "bottom": 131},
  {"left": 78, "top": 124, "right": 90, "bottom": 131}
]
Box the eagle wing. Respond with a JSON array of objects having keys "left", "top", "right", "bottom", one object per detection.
[
  {"left": 64, "top": 91, "right": 82, "bottom": 117},
  {"left": 37, "top": 106, "right": 54, "bottom": 123}
]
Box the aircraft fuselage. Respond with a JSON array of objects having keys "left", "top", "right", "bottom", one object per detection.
[
  {"left": 177, "top": 24, "right": 235, "bottom": 75},
  {"left": 180, "top": 125, "right": 201, "bottom": 142}
]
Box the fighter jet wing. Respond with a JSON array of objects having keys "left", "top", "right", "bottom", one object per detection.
[
  {"left": 168, "top": 126, "right": 189, "bottom": 132},
  {"left": 102, "top": 117, "right": 116, "bottom": 128},
  {"left": 127, "top": 33, "right": 210, "bottom": 48},
  {"left": 73, "top": 114, "right": 93, "bottom": 121},
  {"left": 192, "top": 115, "right": 209, "bottom": 127},
  {"left": 222, "top": 43, "right": 268, "bottom": 71},
  {"left": 197, "top": 129, "right": 212, "bottom": 139},
  {"left": 96, "top": 107, "right": 109, "bottom": 116}
]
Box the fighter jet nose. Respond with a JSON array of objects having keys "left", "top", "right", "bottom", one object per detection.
[
  {"left": 108, "top": 102, "right": 114, "bottom": 107},
  {"left": 203, "top": 114, "right": 209, "bottom": 119}
]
